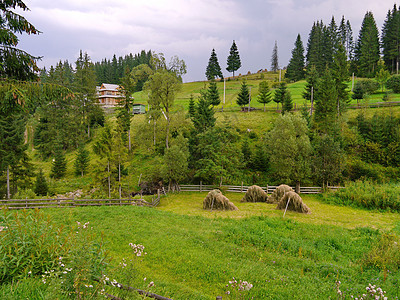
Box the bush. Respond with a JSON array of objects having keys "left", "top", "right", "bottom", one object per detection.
[
  {"left": 386, "top": 75, "right": 400, "bottom": 93},
  {"left": 354, "top": 79, "right": 380, "bottom": 96},
  {"left": 323, "top": 181, "right": 400, "bottom": 211}
]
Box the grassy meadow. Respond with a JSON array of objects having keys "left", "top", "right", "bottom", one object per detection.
[{"left": 1, "top": 192, "right": 400, "bottom": 299}]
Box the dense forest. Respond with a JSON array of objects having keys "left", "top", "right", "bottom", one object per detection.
[{"left": 2, "top": 4, "right": 400, "bottom": 199}]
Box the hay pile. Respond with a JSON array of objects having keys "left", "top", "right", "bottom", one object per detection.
[
  {"left": 267, "top": 184, "right": 294, "bottom": 203},
  {"left": 241, "top": 185, "right": 268, "bottom": 202},
  {"left": 203, "top": 189, "right": 238, "bottom": 211},
  {"left": 276, "top": 191, "right": 310, "bottom": 214}
]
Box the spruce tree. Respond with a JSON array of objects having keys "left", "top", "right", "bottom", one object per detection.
[
  {"left": 281, "top": 91, "right": 293, "bottom": 115},
  {"left": 271, "top": 41, "right": 279, "bottom": 72},
  {"left": 339, "top": 16, "right": 355, "bottom": 60},
  {"left": 302, "top": 64, "right": 319, "bottom": 103},
  {"left": 354, "top": 11, "right": 380, "bottom": 77},
  {"left": 273, "top": 82, "right": 289, "bottom": 111},
  {"left": 226, "top": 40, "right": 241, "bottom": 78},
  {"left": 34, "top": 169, "right": 48, "bottom": 196},
  {"left": 205, "top": 49, "right": 223, "bottom": 80},
  {"left": 332, "top": 43, "right": 350, "bottom": 116},
  {"left": 257, "top": 81, "right": 272, "bottom": 112},
  {"left": 285, "top": 34, "right": 305, "bottom": 81},
  {"left": 306, "top": 21, "right": 325, "bottom": 74},
  {"left": 188, "top": 94, "right": 196, "bottom": 119},
  {"left": 382, "top": 5, "right": 400, "bottom": 73},
  {"left": 206, "top": 81, "right": 220, "bottom": 106},
  {"left": 74, "top": 145, "right": 90, "bottom": 177},
  {"left": 236, "top": 81, "right": 250, "bottom": 110},
  {"left": 192, "top": 91, "right": 216, "bottom": 133},
  {"left": 50, "top": 146, "right": 67, "bottom": 179}
]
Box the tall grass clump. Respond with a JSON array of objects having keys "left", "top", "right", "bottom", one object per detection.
[
  {"left": 323, "top": 181, "right": 400, "bottom": 211},
  {"left": 0, "top": 209, "right": 109, "bottom": 299}
]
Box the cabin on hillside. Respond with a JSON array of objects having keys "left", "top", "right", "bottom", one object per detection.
[{"left": 97, "top": 83, "right": 124, "bottom": 107}]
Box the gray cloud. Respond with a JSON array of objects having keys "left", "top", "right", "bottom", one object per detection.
[{"left": 18, "top": 0, "right": 397, "bottom": 82}]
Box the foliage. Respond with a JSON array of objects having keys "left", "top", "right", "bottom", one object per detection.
[
  {"left": 206, "top": 81, "right": 220, "bottom": 106},
  {"left": 236, "top": 81, "right": 250, "bottom": 109},
  {"left": 312, "top": 134, "right": 344, "bottom": 186},
  {"left": 0, "top": 209, "right": 69, "bottom": 283},
  {"left": 302, "top": 64, "right": 319, "bottom": 103},
  {"left": 386, "top": 74, "right": 400, "bottom": 93},
  {"left": 381, "top": 4, "right": 400, "bottom": 74},
  {"left": 354, "top": 11, "right": 380, "bottom": 77},
  {"left": 323, "top": 181, "right": 400, "bottom": 211},
  {"left": 50, "top": 145, "right": 67, "bottom": 179},
  {"left": 270, "top": 41, "right": 279, "bottom": 72},
  {"left": 285, "top": 34, "right": 305, "bottom": 82},
  {"left": 273, "top": 81, "right": 289, "bottom": 111},
  {"left": 256, "top": 81, "right": 272, "bottom": 112},
  {"left": 281, "top": 90, "right": 293, "bottom": 115},
  {"left": 162, "top": 134, "right": 189, "bottom": 190},
  {"left": 74, "top": 145, "right": 90, "bottom": 177},
  {"left": 332, "top": 43, "right": 350, "bottom": 116},
  {"left": 375, "top": 66, "right": 391, "bottom": 92},
  {"left": 34, "top": 169, "right": 48, "bottom": 196},
  {"left": 363, "top": 233, "right": 400, "bottom": 270},
  {"left": 226, "top": 40, "right": 241, "bottom": 78},
  {"left": 267, "top": 114, "right": 311, "bottom": 186},
  {"left": 144, "top": 69, "right": 182, "bottom": 149},
  {"left": 191, "top": 90, "right": 216, "bottom": 133},
  {"left": 354, "top": 79, "right": 380, "bottom": 96},
  {"left": 339, "top": 16, "right": 355, "bottom": 60},
  {"left": 205, "top": 48, "right": 223, "bottom": 80},
  {"left": 150, "top": 53, "right": 187, "bottom": 79},
  {"left": 0, "top": 0, "right": 40, "bottom": 80}
]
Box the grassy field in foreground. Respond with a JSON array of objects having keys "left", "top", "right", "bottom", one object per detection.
[{"left": 1, "top": 193, "right": 399, "bottom": 299}]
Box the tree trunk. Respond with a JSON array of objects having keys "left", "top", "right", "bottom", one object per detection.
[
  {"left": 119, "top": 161, "right": 121, "bottom": 199},
  {"left": 128, "top": 129, "right": 131, "bottom": 151},
  {"left": 295, "top": 181, "right": 300, "bottom": 194},
  {"left": 108, "top": 161, "right": 111, "bottom": 199},
  {"left": 264, "top": 103, "right": 266, "bottom": 112},
  {"left": 88, "top": 123, "right": 90, "bottom": 138},
  {"left": 7, "top": 165, "right": 10, "bottom": 200},
  {"left": 166, "top": 111, "right": 170, "bottom": 149}
]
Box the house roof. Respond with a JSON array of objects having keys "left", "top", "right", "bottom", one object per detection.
[{"left": 100, "top": 83, "right": 120, "bottom": 91}]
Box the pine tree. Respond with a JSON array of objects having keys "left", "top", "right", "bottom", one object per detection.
[
  {"left": 339, "top": 16, "right": 355, "bottom": 60},
  {"left": 226, "top": 40, "right": 241, "bottom": 78},
  {"left": 332, "top": 43, "right": 350, "bottom": 116},
  {"left": 257, "top": 81, "right": 272, "bottom": 112},
  {"left": 188, "top": 94, "right": 196, "bottom": 119},
  {"left": 206, "top": 81, "right": 220, "bottom": 106},
  {"left": 281, "top": 91, "right": 293, "bottom": 115},
  {"left": 205, "top": 49, "right": 223, "bottom": 80},
  {"left": 271, "top": 41, "right": 279, "bottom": 72},
  {"left": 306, "top": 21, "right": 325, "bottom": 74},
  {"left": 314, "top": 68, "right": 338, "bottom": 133},
  {"left": 285, "top": 34, "right": 305, "bottom": 81},
  {"left": 354, "top": 11, "right": 380, "bottom": 77},
  {"left": 74, "top": 145, "right": 90, "bottom": 177},
  {"left": 381, "top": 5, "right": 400, "bottom": 73},
  {"left": 50, "top": 146, "right": 67, "bottom": 179},
  {"left": 302, "top": 64, "right": 319, "bottom": 102},
  {"left": 192, "top": 91, "right": 216, "bottom": 133},
  {"left": 34, "top": 169, "right": 48, "bottom": 196},
  {"left": 236, "top": 81, "right": 250, "bottom": 110},
  {"left": 273, "top": 82, "right": 289, "bottom": 111}
]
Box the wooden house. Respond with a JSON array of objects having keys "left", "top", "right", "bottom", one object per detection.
[{"left": 97, "top": 83, "right": 124, "bottom": 106}]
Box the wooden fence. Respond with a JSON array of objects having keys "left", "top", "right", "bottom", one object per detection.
[
  {"left": 180, "top": 183, "right": 344, "bottom": 194},
  {"left": 0, "top": 194, "right": 161, "bottom": 210}
]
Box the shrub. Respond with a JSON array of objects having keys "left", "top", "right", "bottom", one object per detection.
[
  {"left": 0, "top": 209, "right": 69, "bottom": 283},
  {"left": 386, "top": 75, "right": 400, "bottom": 93},
  {"left": 357, "top": 79, "right": 380, "bottom": 94},
  {"left": 323, "top": 181, "right": 400, "bottom": 211}
]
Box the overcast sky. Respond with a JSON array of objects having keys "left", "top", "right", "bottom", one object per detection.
[{"left": 18, "top": 0, "right": 398, "bottom": 82}]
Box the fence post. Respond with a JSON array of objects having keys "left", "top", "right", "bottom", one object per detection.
[
  {"left": 200, "top": 181, "right": 202, "bottom": 192},
  {"left": 266, "top": 184, "right": 269, "bottom": 194},
  {"left": 241, "top": 181, "right": 243, "bottom": 193}
]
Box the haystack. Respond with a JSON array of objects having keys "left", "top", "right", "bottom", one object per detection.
[
  {"left": 276, "top": 191, "right": 310, "bottom": 214},
  {"left": 267, "top": 184, "right": 294, "bottom": 204},
  {"left": 203, "top": 189, "right": 238, "bottom": 211},
  {"left": 241, "top": 185, "right": 268, "bottom": 202}
]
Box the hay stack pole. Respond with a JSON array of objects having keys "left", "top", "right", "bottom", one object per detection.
[{"left": 283, "top": 198, "right": 290, "bottom": 217}]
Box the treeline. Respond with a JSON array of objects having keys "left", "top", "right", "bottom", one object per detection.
[{"left": 286, "top": 5, "right": 400, "bottom": 82}]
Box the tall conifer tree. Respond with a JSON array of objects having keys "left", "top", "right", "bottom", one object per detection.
[
  {"left": 226, "top": 40, "right": 241, "bottom": 78},
  {"left": 382, "top": 5, "right": 400, "bottom": 73},
  {"left": 271, "top": 41, "right": 279, "bottom": 72},
  {"left": 205, "top": 49, "right": 223, "bottom": 80},
  {"left": 236, "top": 81, "right": 250, "bottom": 110},
  {"left": 285, "top": 34, "right": 305, "bottom": 81},
  {"left": 354, "top": 11, "right": 380, "bottom": 77}
]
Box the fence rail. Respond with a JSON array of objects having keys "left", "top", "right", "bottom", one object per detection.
[
  {"left": 180, "top": 184, "right": 343, "bottom": 194},
  {"left": 0, "top": 195, "right": 161, "bottom": 210}
]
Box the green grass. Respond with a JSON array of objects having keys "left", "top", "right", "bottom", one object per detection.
[{"left": 2, "top": 192, "right": 400, "bottom": 299}]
